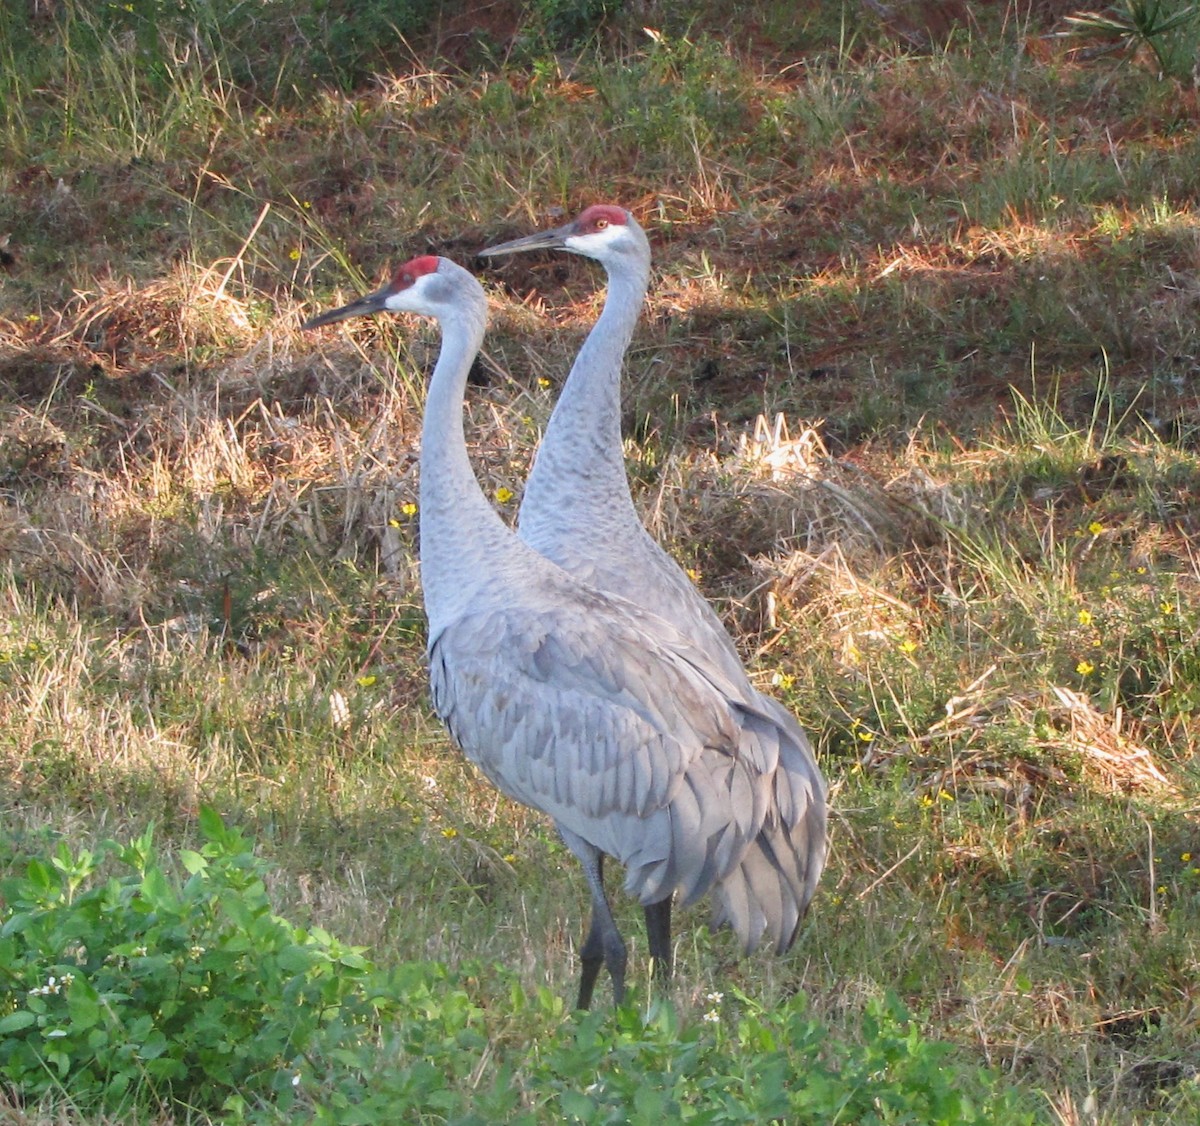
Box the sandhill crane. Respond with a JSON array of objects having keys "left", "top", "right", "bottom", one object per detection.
[
  {"left": 480, "top": 206, "right": 828, "bottom": 970},
  {"left": 304, "top": 256, "right": 823, "bottom": 1008}
]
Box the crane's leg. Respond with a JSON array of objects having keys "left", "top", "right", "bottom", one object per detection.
[
  {"left": 559, "top": 827, "right": 626, "bottom": 1009},
  {"left": 576, "top": 870, "right": 608, "bottom": 1011},
  {"left": 643, "top": 896, "right": 673, "bottom": 982}
]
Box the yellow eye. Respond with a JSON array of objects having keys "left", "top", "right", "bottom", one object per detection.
[{"left": 595, "top": 218, "right": 608, "bottom": 230}]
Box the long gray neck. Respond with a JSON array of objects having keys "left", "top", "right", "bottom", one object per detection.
[
  {"left": 418, "top": 306, "right": 518, "bottom": 634},
  {"left": 520, "top": 250, "right": 650, "bottom": 527}
]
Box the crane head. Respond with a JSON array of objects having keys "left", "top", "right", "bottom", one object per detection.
[
  {"left": 302, "top": 255, "right": 445, "bottom": 328},
  {"left": 478, "top": 204, "right": 645, "bottom": 264}
]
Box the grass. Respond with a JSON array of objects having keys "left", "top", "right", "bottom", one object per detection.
[{"left": 3, "top": 0, "right": 1200, "bottom": 1120}]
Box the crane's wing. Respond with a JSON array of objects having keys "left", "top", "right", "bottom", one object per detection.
[
  {"left": 428, "top": 600, "right": 774, "bottom": 906},
  {"left": 616, "top": 592, "right": 829, "bottom": 953},
  {"left": 707, "top": 697, "right": 828, "bottom": 953}
]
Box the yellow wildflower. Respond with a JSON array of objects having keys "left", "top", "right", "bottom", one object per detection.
[
  {"left": 495, "top": 486, "right": 514, "bottom": 504},
  {"left": 1087, "top": 521, "right": 1104, "bottom": 535},
  {"left": 1077, "top": 609, "right": 1092, "bottom": 626},
  {"left": 441, "top": 827, "right": 457, "bottom": 840},
  {"left": 289, "top": 248, "right": 301, "bottom": 261},
  {"left": 1076, "top": 660, "right": 1095, "bottom": 676},
  {"left": 401, "top": 502, "right": 418, "bottom": 517},
  {"left": 356, "top": 675, "right": 376, "bottom": 688},
  {"left": 899, "top": 638, "right": 918, "bottom": 654}
]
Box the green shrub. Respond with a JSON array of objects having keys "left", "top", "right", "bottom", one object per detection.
[
  {"left": 0, "top": 812, "right": 1036, "bottom": 1123},
  {"left": 0, "top": 808, "right": 396, "bottom": 1117},
  {"left": 521, "top": 991, "right": 1037, "bottom": 1125}
]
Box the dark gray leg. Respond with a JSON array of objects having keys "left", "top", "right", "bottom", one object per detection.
[
  {"left": 559, "top": 827, "right": 627, "bottom": 1009},
  {"left": 643, "top": 896, "right": 673, "bottom": 982},
  {"left": 576, "top": 894, "right": 606, "bottom": 1011}
]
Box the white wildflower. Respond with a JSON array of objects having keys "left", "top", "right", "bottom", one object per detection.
[{"left": 329, "top": 690, "right": 350, "bottom": 729}]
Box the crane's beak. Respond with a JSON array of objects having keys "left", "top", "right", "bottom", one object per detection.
[
  {"left": 302, "top": 284, "right": 392, "bottom": 329},
  {"left": 477, "top": 223, "right": 571, "bottom": 258}
]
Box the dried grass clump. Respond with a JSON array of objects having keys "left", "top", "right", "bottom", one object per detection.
[
  {"left": 1040, "top": 686, "right": 1176, "bottom": 795},
  {"left": 648, "top": 413, "right": 964, "bottom": 630},
  {"left": 3, "top": 264, "right": 263, "bottom": 382},
  {"left": 875, "top": 666, "right": 1177, "bottom": 803},
  {"left": 700, "top": 413, "right": 958, "bottom": 553},
  {"left": 0, "top": 315, "right": 442, "bottom": 615}
]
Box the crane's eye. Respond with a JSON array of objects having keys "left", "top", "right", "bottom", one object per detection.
[{"left": 594, "top": 217, "right": 609, "bottom": 230}]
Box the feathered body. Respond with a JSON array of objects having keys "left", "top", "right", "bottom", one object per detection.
[
  {"left": 305, "top": 256, "right": 819, "bottom": 1005},
  {"left": 481, "top": 207, "right": 829, "bottom": 954}
]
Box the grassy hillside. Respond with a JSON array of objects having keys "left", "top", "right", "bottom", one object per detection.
[{"left": 3, "top": 0, "right": 1200, "bottom": 1121}]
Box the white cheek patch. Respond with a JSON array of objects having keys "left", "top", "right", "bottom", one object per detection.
[{"left": 567, "top": 233, "right": 606, "bottom": 253}]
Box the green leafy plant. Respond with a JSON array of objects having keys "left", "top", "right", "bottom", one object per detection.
[
  {"left": 1065, "top": 1, "right": 1200, "bottom": 77},
  {"left": 517, "top": 990, "right": 1036, "bottom": 1124},
  {"left": 0, "top": 808, "right": 397, "bottom": 1117},
  {"left": 0, "top": 813, "right": 1039, "bottom": 1123}
]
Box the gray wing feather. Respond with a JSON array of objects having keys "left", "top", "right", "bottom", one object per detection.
[
  {"left": 706, "top": 701, "right": 827, "bottom": 953},
  {"left": 430, "top": 592, "right": 827, "bottom": 953},
  {"left": 429, "top": 602, "right": 758, "bottom": 905}
]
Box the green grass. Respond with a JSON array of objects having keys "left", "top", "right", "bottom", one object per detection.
[{"left": 3, "top": 0, "right": 1200, "bottom": 1120}]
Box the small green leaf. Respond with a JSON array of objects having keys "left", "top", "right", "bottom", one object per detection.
[
  {"left": 276, "top": 945, "right": 317, "bottom": 973},
  {"left": 139, "top": 1030, "right": 170, "bottom": 1060},
  {"left": 67, "top": 977, "right": 101, "bottom": 1031},
  {"left": 180, "top": 849, "right": 208, "bottom": 875},
  {"left": 559, "top": 1089, "right": 597, "bottom": 1118},
  {"left": 139, "top": 865, "right": 175, "bottom": 909},
  {"left": 198, "top": 805, "right": 226, "bottom": 843},
  {"left": 25, "top": 858, "right": 54, "bottom": 892},
  {"left": 0, "top": 1011, "right": 37, "bottom": 1033}
]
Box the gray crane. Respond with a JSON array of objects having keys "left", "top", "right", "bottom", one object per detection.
[
  {"left": 480, "top": 206, "right": 828, "bottom": 976},
  {"left": 304, "top": 256, "right": 823, "bottom": 1008}
]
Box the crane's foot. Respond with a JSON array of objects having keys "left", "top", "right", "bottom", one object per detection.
[
  {"left": 559, "top": 831, "right": 629, "bottom": 1010},
  {"left": 576, "top": 913, "right": 627, "bottom": 1010},
  {"left": 576, "top": 945, "right": 602, "bottom": 1011},
  {"left": 643, "top": 897, "right": 673, "bottom": 982}
]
